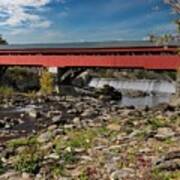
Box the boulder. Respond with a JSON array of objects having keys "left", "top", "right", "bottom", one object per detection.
[
  {"left": 28, "top": 109, "right": 39, "bottom": 119},
  {"left": 52, "top": 115, "right": 62, "bottom": 124},
  {"left": 37, "top": 132, "right": 52, "bottom": 143},
  {"left": 155, "top": 128, "right": 175, "bottom": 140},
  {"left": 95, "top": 85, "right": 122, "bottom": 101}
]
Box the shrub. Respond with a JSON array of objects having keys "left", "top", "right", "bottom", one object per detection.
[
  {"left": 40, "top": 69, "right": 54, "bottom": 95},
  {"left": 0, "top": 86, "right": 14, "bottom": 97},
  {"left": 0, "top": 160, "right": 4, "bottom": 174},
  {"left": 3, "top": 67, "right": 40, "bottom": 92}
]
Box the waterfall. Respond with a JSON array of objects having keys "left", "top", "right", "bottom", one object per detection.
[{"left": 88, "top": 78, "right": 176, "bottom": 94}]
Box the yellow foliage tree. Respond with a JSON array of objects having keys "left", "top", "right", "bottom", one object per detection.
[{"left": 40, "top": 69, "right": 54, "bottom": 95}]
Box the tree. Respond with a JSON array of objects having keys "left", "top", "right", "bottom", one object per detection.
[
  {"left": 164, "top": 1, "right": 180, "bottom": 98},
  {"left": 164, "top": 0, "right": 180, "bottom": 13},
  {"left": 0, "top": 35, "right": 7, "bottom": 45},
  {"left": 0, "top": 35, "right": 7, "bottom": 80},
  {"left": 164, "top": 0, "right": 180, "bottom": 33}
]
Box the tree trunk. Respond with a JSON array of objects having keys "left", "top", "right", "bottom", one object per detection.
[{"left": 176, "top": 68, "right": 180, "bottom": 97}]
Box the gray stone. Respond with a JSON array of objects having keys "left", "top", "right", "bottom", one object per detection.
[
  {"left": 37, "top": 132, "right": 51, "bottom": 143},
  {"left": 52, "top": 115, "right": 62, "bottom": 123},
  {"left": 0, "top": 171, "right": 20, "bottom": 179},
  {"left": 156, "top": 159, "right": 180, "bottom": 171},
  {"left": 110, "top": 168, "right": 134, "bottom": 180},
  {"left": 48, "top": 124, "right": 58, "bottom": 131},
  {"left": 28, "top": 109, "right": 39, "bottom": 118},
  {"left": 64, "top": 124, "right": 74, "bottom": 129},
  {"left": 72, "top": 117, "right": 80, "bottom": 124},
  {"left": 22, "top": 172, "right": 33, "bottom": 180},
  {"left": 44, "top": 153, "right": 59, "bottom": 160}
]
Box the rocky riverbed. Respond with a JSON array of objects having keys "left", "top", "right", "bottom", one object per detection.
[{"left": 0, "top": 92, "right": 179, "bottom": 179}]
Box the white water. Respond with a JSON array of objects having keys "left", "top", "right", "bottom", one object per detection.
[
  {"left": 89, "top": 78, "right": 176, "bottom": 94},
  {"left": 89, "top": 78, "right": 175, "bottom": 108},
  {"left": 119, "top": 95, "right": 170, "bottom": 108}
]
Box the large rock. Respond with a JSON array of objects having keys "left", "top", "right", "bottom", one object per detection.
[
  {"left": 155, "top": 128, "right": 175, "bottom": 140},
  {"left": 156, "top": 159, "right": 180, "bottom": 171},
  {"left": 155, "top": 150, "right": 180, "bottom": 171},
  {"left": 95, "top": 85, "right": 122, "bottom": 100}
]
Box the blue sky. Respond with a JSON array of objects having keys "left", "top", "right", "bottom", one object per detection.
[{"left": 0, "top": 0, "right": 178, "bottom": 44}]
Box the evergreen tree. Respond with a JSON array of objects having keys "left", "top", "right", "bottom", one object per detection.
[{"left": 0, "top": 35, "right": 7, "bottom": 45}]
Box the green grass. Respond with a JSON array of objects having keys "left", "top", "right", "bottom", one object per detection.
[
  {"left": 55, "top": 127, "right": 117, "bottom": 155},
  {"left": 135, "top": 127, "right": 151, "bottom": 140},
  {"left": 7, "top": 136, "right": 37, "bottom": 149},
  {"left": 148, "top": 117, "right": 169, "bottom": 129},
  {"left": 60, "top": 151, "right": 78, "bottom": 164},
  {"left": 151, "top": 169, "right": 180, "bottom": 180},
  {"left": 55, "top": 128, "right": 99, "bottom": 153},
  {"left": 54, "top": 127, "right": 109, "bottom": 174},
  {"left": 14, "top": 147, "right": 41, "bottom": 174},
  {"left": 79, "top": 172, "right": 89, "bottom": 180},
  {"left": 7, "top": 137, "right": 40, "bottom": 174},
  {"left": 51, "top": 164, "right": 67, "bottom": 177}
]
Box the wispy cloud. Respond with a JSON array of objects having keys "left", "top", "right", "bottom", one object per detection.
[{"left": 0, "top": 0, "right": 51, "bottom": 28}]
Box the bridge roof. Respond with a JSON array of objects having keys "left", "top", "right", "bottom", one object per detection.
[{"left": 0, "top": 40, "right": 179, "bottom": 50}]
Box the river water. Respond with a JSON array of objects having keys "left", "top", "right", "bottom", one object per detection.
[{"left": 89, "top": 78, "right": 176, "bottom": 108}]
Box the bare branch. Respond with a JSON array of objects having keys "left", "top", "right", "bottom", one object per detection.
[{"left": 164, "top": 0, "right": 180, "bottom": 13}]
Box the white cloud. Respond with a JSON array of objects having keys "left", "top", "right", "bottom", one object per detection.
[{"left": 0, "top": 0, "right": 51, "bottom": 28}]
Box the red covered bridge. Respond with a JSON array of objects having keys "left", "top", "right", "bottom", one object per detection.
[{"left": 0, "top": 41, "right": 179, "bottom": 70}]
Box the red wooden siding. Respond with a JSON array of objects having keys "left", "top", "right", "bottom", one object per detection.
[{"left": 0, "top": 55, "right": 179, "bottom": 70}]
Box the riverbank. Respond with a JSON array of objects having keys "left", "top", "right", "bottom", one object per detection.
[{"left": 0, "top": 93, "right": 179, "bottom": 179}]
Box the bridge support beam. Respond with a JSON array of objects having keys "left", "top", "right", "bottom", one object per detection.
[
  {"left": 56, "top": 67, "right": 86, "bottom": 85},
  {"left": 55, "top": 67, "right": 88, "bottom": 95},
  {"left": 0, "top": 66, "right": 7, "bottom": 81},
  {"left": 51, "top": 67, "right": 74, "bottom": 93}
]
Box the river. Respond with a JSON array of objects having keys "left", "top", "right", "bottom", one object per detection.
[{"left": 89, "top": 78, "right": 175, "bottom": 108}]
